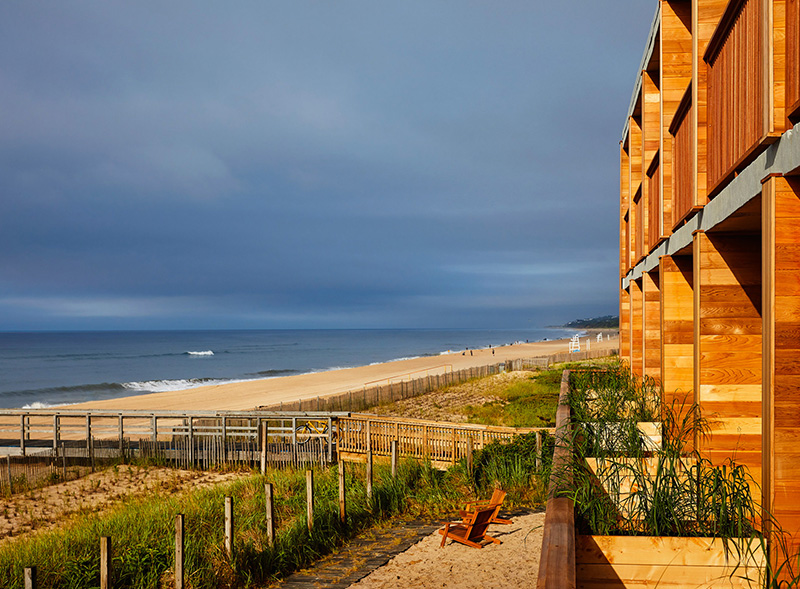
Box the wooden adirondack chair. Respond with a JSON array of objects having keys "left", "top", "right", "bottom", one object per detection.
[
  {"left": 459, "top": 488, "right": 512, "bottom": 525},
  {"left": 439, "top": 505, "right": 502, "bottom": 549}
]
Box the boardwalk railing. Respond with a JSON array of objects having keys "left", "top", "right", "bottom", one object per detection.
[
  {"left": 337, "top": 413, "right": 552, "bottom": 469},
  {"left": 0, "top": 410, "right": 347, "bottom": 488}
]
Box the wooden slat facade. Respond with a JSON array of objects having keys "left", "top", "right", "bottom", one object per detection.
[
  {"left": 620, "top": 0, "right": 800, "bottom": 579},
  {"left": 706, "top": 0, "right": 765, "bottom": 194},
  {"left": 670, "top": 87, "right": 694, "bottom": 226},
  {"left": 762, "top": 176, "right": 800, "bottom": 575},
  {"left": 646, "top": 155, "right": 662, "bottom": 251},
  {"left": 643, "top": 270, "right": 662, "bottom": 380},
  {"left": 787, "top": 0, "right": 800, "bottom": 120},
  {"left": 694, "top": 231, "right": 762, "bottom": 494}
]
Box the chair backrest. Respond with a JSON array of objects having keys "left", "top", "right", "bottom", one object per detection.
[
  {"left": 466, "top": 506, "right": 497, "bottom": 541},
  {"left": 489, "top": 488, "right": 506, "bottom": 506}
]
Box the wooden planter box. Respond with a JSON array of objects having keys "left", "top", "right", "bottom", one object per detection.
[{"left": 576, "top": 535, "right": 765, "bottom": 588}]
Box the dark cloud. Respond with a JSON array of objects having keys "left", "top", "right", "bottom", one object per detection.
[{"left": 0, "top": 1, "right": 656, "bottom": 330}]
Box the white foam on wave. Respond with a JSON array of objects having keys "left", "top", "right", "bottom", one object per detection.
[
  {"left": 121, "top": 376, "right": 266, "bottom": 393},
  {"left": 186, "top": 350, "right": 214, "bottom": 356},
  {"left": 22, "top": 401, "right": 78, "bottom": 409}
]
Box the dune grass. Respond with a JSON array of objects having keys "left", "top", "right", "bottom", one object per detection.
[
  {"left": 463, "top": 369, "right": 562, "bottom": 428},
  {"left": 0, "top": 441, "right": 551, "bottom": 589}
]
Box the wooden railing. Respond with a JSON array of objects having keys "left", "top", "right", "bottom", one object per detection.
[
  {"left": 337, "top": 414, "right": 551, "bottom": 469},
  {"left": 0, "top": 409, "right": 345, "bottom": 469},
  {"left": 705, "top": 0, "right": 765, "bottom": 194},
  {"left": 670, "top": 83, "right": 694, "bottom": 227},
  {"left": 537, "top": 370, "right": 575, "bottom": 588},
  {"left": 646, "top": 153, "right": 661, "bottom": 251}
]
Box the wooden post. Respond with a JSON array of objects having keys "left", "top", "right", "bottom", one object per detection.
[
  {"left": 306, "top": 469, "right": 314, "bottom": 532},
  {"left": 20, "top": 414, "right": 25, "bottom": 457},
  {"left": 151, "top": 415, "right": 157, "bottom": 444},
  {"left": 53, "top": 415, "right": 59, "bottom": 452},
  {"left": 422, "top": 425, "right": 428, "bottom": 460},
  {"left": 61, "top": 442, "right": 67, "bottom": 482},
  {"left": 100, "top": 536, "right": 111, "bottom": 589},
  {"left": 175, "top": 514, "right": 184, "bottom": 589},
  {"left": 292, "top": 417, "right": 298, "bottom": 467},
  {"left": 391, "top": 440, "right": 398, "bottom": 477},
  {"left": 188, "top": 417, "right": 194, "bottom": 467},
  {"left": 24, "top": 567, "right": 36, "bottom": 589},
  {"left": 327, "top": 417, "right": 333, "bottom": 463},
  {"left": 224, "top": 496, "right": 233, "bottom": 557},
  {"left": 6, "top": 455, "right": 12, "bottom": 494},
  {"left": 451, "top": 428, "right": 457, "bottom": 465},
  {"left": 467, "top": 436, "right": 474, "bottom": 473},
  {"left": 118, "top": 415, "right": 124, "bottom": 458},
  {"left": 265, "top": 483, "right": 274, "bottom": 545},
  {"left": 338, "top": 462, "right": 346, "bottom": 523},
  {"left": 260, "top": 420, "right": 268, "bottom": 474},
  {"left": 90, "top": 436, "right": 95, "bottom": 473},
  {"left": 536, "top": 431, "right": 542, "bottom": 470},
  {"left": 222, "top": 417, "right": 228, "bottom": 464},
  {"left": 366, "top": 448, "right": 373, "bottom": 501}
]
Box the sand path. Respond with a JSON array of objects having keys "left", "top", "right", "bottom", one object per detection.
[
  {"left": 348, "top": 511, "right": 545, "bottom": 588},
  {"left": 69, "top": 335, "right": 617, "bottom": 412}
]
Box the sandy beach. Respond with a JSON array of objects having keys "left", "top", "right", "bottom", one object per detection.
[
  {"left": 349, "top": 511, "right": 545, "bottom": 588},
  {"left": 70, "top": 334, "right": 617, "bottom": 412}
]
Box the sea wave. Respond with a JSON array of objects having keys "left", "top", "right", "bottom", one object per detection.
[
  {"left": 185, "top": 350, "right": 214, "bottom": 356},
  {"left": 21, "top": 401, "right": 79, "bottom": 409}
]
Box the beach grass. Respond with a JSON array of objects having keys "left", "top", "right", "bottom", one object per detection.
[
  {"left": 0, "top": 446, "right": 549, "bottom": 588},
  {"left": 463, "top": 368, "right": 562, "bottom": 428}
]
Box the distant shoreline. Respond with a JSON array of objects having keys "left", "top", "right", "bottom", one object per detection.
[{"left": 66, "top": 334, "right": 620, "bottom": 412}]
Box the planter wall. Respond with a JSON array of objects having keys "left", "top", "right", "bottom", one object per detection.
[{"left": 576, "top": 535, "right": 765, "bottom": 588}]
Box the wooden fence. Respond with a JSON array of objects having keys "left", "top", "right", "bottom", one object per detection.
[
  {"left": 337, "top": 413, "right": 552, "bottom": 470},
  {"left": 0, "top": 410, "right": 344, "bottom": 492},
  {"left": 259, "top": 348, "right": 618, "bottom": 415}
]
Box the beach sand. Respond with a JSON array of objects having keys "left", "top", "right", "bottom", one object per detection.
[
  {"left": 348, "top": 511, "right": 545, "bottom": 588},
  {"left": 71, "top": 334, "right": 618, "bottom": 412}
]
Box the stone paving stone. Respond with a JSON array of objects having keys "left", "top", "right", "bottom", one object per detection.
[{"left": 273, "top": 518, "right": 441, "bottom": 589}]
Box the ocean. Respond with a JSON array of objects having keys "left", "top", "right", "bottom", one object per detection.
[{"left": 0, "top": 328, "right": 574, "bottom": 409}]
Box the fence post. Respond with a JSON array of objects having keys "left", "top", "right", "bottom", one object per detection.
[
  {"left": 90, "top": 436, "right": 95, "bottom": 473},
  {"left": 118, "top": 415, "right": 124, "bottom": 459},
  {"left": 18, "top": 414, "right": 24, "bottom": 457},
  {"left": 338, "top": 462, "right": 346, "bottom": 523},
  {"left": 260, "top": 420, "right": 268, "bottom": 474},
  {"left": 306, "top": 469, "right": 314, "bottom": 532},
  {"left": 6, "top": 454, "right": 13, "bottom": 494},
  {"left": 265, "top": 483, "right": 274, "bottom": 545},
  {"left": 175, "top": 514, "right": 184, "bottom": 589},
  {"left": 100, "top": 536, "right": 111, "bottom": 589},
  {"left": 292, "top": 417, "right": 298, "bottom": 467},
  {"left": 327, "top": 417, "right": 333, "bottom": 463},
  {"left": 188, "top": 417, "right": 194, "bottom": 467},
  {"left": 53, "top": 415, "right": 59, "bottom": 452},
  {"left": 366, "top": 448, "right": 373, "bottom": 501},
  {"left": 467, "top": 436, "right": 474, "bottom": 473},
  {"left": 151, "top": 415, "right": 157, "bottom": 444},
  {"left": 391, "top": 440, "right": 398, "bottom": 477},
  {"left": 536, "top": 431, "right": 542, "bottom": 470},
  {"left": 24, "top": 567, "right": 36, "bottom": 589},
  {"left": 224, "top": 496, "right": 233, "bottom": 557},
  {"left": 222, "top": 417, "right": 228, "bottom": 464},
  {"left": 451, "top": 428, "right": 457, "bottom": 465}
]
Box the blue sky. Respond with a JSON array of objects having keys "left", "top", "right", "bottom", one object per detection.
[{"left": 0, "top": 1, "right": 656, "bottom": 331}]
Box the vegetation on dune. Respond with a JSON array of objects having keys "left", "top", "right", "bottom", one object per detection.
[
  {"left": 464, "top": 369, "right": 562, "bottom": 428},
  {"left": 0, "top": 447, "right": 551, "bottom": 588}
]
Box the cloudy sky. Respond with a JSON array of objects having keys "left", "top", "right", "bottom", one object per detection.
[{"left": 0, "top": 1, "right": 655, "bottom": 331}]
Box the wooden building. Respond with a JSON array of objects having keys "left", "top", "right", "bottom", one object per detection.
[{"left": 619, "top": 0, "right": 800, "bottom": 566}]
